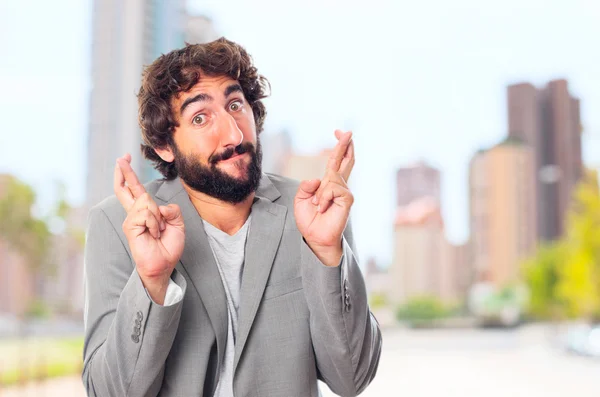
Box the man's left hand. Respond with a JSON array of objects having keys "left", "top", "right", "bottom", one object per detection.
[{"left": 294, "top": 130, "right": 355, "bottom": 267}]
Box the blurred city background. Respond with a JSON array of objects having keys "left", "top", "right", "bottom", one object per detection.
[{"left": 1, "top": 0, "right": 600, "bottom": 396}]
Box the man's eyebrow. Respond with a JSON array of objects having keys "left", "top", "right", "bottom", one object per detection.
[
  {"left": 180, "top": 93, "right": 214, "bottom": 114},
  {"left": 224, "top": 84, "right": 243, "bottom": 97}
]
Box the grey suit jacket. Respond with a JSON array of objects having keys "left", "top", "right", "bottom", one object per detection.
[{"left": 82, "top": 173, "right": 381, "bottom": 397}]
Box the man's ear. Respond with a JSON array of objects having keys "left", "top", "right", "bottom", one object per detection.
[{"left": 155, "top": 146, "right": 175, "bottom": 162}]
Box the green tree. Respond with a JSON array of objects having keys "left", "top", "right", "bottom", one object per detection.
[
  {"left": 522, "top": 242, "right": 565, "bottom": 319},
  {"left": 523, "top": 170, "right": 600, "bottom": 320},
  {"left": 0, "top": 175, "right": 54, "bottom": 383},
  {"left": 396, "top": 296, "right": 449, "bottom": 326},
  {"left": 0, "top": 176, "right": 51, "bottom": 276},
  {"left": 369, "top": 293, "right": 388, "bottom": 309},
  {"left": 556, "top": 171, "right": 600, "bottom": 320}
]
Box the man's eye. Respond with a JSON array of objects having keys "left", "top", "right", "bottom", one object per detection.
[
  {"left": 192, "top": 114, "right": 205, "bottom": 125},
  {"left": 229, "top": 100, "right": 243, "bottom": 112}
]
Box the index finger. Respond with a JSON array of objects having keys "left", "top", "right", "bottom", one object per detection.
[
  {"left": 339, "top": 138, "right": 355, "bottom": 182},
  {"left": 113, "top": 161, "right": 135, "bottom": 210},
  {"left": 327, "top": 130, "right": 353, "bottom": 173},
  {"left": 116, "top": 155, "right": 146, "bottom": 199}
]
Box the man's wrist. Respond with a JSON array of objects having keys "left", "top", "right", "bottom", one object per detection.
[
  {"left": 305, "top": 239, "right": 343, "bottom": 267},
  {"left": 140, "top": 273, "right": 171, "bottom": 305}
]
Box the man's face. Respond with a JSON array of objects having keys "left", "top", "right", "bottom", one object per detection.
[{"left": 166, "top": 73, "right": 262, "bottom": 203}]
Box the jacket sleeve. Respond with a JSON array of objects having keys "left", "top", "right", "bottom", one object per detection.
[
  {"left": 82, "top": 207, "right": 187, "bottom": 396},
  {"left": 301, "top": 220, "right": 382, "bottom": 396}
]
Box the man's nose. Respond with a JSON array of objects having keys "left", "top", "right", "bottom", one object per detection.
[{"left": 217, "top": 111, "right": 244, "bottom": 147}]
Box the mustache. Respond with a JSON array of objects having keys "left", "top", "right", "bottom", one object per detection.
[{"left": 209, "top": 142, "right": 254, "bottom": 164}]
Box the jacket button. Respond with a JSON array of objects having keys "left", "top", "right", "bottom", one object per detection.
[
  {"left": 344, "top": 293, "right": 351, "bottom": 312},
  {"left": 136, "top": 311, "right": 143, "bottom": 321},
  {"left": 131, "top": 334, "right": 140, "bottom": 343}
]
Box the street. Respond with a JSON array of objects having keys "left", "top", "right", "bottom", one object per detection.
[{"left": 3, "top": 325, "right": 599, "bottom": 397}]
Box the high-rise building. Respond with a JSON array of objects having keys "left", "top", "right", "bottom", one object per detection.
[
  {"left": 396, "top": 161, "right": 441, "bottom": 207},
  {"left": 469, "top": 138, "right": 537, "bottom": 286},
  {"left": 507, "top": 79, "right": 583, "bottom": 241},
  {"left": 388, "top": 197, "right": 445, "bottom": 304},
  {"left": 86, "top": 0, "right": 186, "bottom": 207},
  {"left": 439, "top": 240, "right": 470, "bottom": 303},
  {"left": 389, "top": 161, "right": 470, "bottom": 304}
]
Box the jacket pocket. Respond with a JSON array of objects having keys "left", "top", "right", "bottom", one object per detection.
[{"left": 263, "top": 276, "right": 303, "bottom": 300}]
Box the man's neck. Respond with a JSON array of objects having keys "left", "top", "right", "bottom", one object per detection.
[{"left": 181, "top": 182, "right": 254, "bottom": 236}]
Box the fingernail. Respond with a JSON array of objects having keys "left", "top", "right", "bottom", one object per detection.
[
  {"left": 312, "top": 196, "right": 318, "bottom": 205},
  {"left": 317, "top": 205, "right": 321, "bottom": 213},
  {"left": 160, "top": 221, "right": 166, "bottom": 231},
  {"left": 157, "top": 231, "right": 161, "bottom": 239}
]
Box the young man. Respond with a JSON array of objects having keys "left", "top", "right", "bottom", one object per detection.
[{"left": 83, "top": 38, "right": 381, "bottom": 397}]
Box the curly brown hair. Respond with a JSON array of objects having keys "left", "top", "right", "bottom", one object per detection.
[{"left": 137, "top": 37, "right": 270, "bottom": 180}]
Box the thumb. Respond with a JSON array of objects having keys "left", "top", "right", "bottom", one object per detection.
[
  {"left": 159, "top": 204, "right": 183, "bottom": 224},
  {"left": 296, "top": 179, "right": 321, "bottom": 200}
]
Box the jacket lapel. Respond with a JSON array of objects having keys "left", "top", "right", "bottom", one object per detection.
[
  {"left": 233, "top": 180, "right": 287, "bottom": 373},
  {"left": 155, "top": 178, "right": 228, "bottom": 377}
]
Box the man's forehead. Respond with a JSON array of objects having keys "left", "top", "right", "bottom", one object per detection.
[
  {"left": 172, "top": 73, "right": 243, "bottom": 117},
  {"left": 177, "top": 74, "right": 239, "bottom": 100}
]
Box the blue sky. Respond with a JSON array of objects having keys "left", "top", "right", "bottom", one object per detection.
[{"left": 1, "top": 0, "right": 599, "bottom": 265}]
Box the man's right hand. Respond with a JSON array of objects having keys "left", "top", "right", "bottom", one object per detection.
[{"left": 114, "top": 153, "right": 185, "bottom": 305}]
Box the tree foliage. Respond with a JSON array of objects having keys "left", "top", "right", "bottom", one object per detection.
[
  {"left": 0, "top": 176, "right": 51, "bottom": 273},
  {"left": 396, "top": 296, "right": 450, "bottom": 325},
  {"left": 523, "top": 170, "right": 600, "bottom": 320},
  {"left": 556, "top": 171, "right": 600, "bottom": 319}
]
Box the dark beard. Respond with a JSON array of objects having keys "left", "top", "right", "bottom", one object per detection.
[{"left": 173, "top": 140, "right": 263, "bottom": 204}]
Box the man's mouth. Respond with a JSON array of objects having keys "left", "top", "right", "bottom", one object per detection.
[{"left": 220, "top": 152, "right": 246, "bottom": 163}]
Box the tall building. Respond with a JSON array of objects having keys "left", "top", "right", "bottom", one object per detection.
[
  {"left": 389, "top": 162, "right": 469, "bottom": 304},
  {"left": 86, "top": 0, "right": 186, "bottom": 207},
  {"left": 396, "top": 161, "right": 441, "bottom": 207},
  {"left": 469, "top": 138, "right": 537, "bottom": 286},
  {"left": 388, "top": 197, "right": 445, "bottom": 304},
  {"left": 440, "top": 240, "right": 470, "bottom": 303},
  {"left": 507, "top": 79, "right": 583, "bottom": 241}
]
